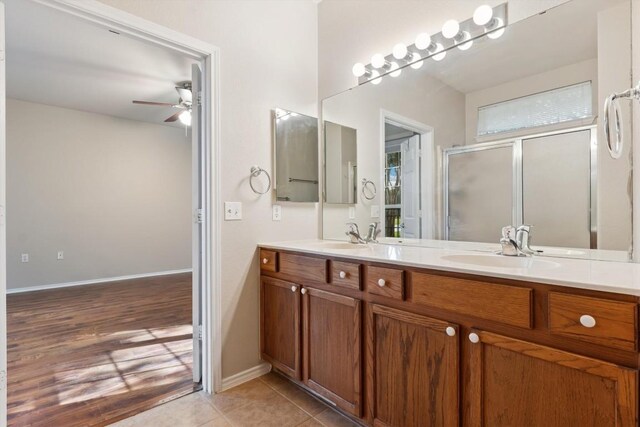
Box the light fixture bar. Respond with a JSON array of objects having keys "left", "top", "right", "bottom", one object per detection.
[{"left": 353, "top": 2, "right": 508, "bottom": 85}]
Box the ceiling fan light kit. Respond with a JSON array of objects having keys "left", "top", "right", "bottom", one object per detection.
[{"left": 132, "top": 82, "right": 193, "bottom": 126}]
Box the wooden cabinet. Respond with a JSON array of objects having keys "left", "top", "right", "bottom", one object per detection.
[
  {"left": 302, "top": 287, "right": 362, "bottom": 416},
  {"left": 260, "top": 249, "right": 640, "bottom": 427},
  {"left": 367, "top": 304, "right": 459, "bottom": 427},
  {"left": 260, "top": 277, "right": 301, "bottom": 379},
  {"left": 467, "top": 330, "right": 638, "bottom": 427}
]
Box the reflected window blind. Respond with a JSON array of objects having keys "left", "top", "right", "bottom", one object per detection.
[{"left": 477, "top": 81, "right": 593, "bottom": 136}]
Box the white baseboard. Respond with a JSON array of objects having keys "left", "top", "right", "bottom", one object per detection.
[
  {"left": 6, "top": 269, "right": 193, "bottom": 294},
  {"left": 220, "top": 362, "right": 271, "bottom": 392}
]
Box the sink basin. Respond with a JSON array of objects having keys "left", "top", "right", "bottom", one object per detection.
[
  {"left": 311, "top": 241, "right": 368, "bottom": 250},
  {"left": 440, "top": 254, "right": 560, "bottom": 270}
]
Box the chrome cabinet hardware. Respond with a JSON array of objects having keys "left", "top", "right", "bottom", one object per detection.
[
  {"left": 377, "top": 279, "right": 386, "bottom": 287},
  {"left": 468, "top": 332, "right": 480, "bottom": 343},
  {"left": 446, "top": 327, "right": 456, "bottom": 337},
  {"left": 579, "top": 314, "right": 596, "bottom": 328},
  {"left": 290, "top": 285, "right": 297, "bottom": 292}
]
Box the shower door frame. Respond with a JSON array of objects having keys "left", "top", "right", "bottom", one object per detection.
[{"left": 442, "top": 125, "right": 597, "bottom": 247}]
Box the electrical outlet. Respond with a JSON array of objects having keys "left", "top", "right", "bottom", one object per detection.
[
  {"left": 57, "top": 251, "right": 64, "bottom": 260},
  {"left": 348, "top": 207, "right": 356, "bottom": 219},
  {"left": 21, "top": 253, "right": 29, "bottom": 263},
  {"left": 224, "top": 201, "right": 242, "bottom": 220},
  {"left": 371, "top": 205, "right": 380, "bottom": 218},
  {"left": 272, "top": 205, "right": 282, "bottom": 221}
]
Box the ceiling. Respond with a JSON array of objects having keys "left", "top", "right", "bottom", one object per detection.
[
  {"left": 400, "top": 0, "right": 623, "bottom": 94},
  {"left": 4, "top": 0, "right": 195, "bottom": 127}
]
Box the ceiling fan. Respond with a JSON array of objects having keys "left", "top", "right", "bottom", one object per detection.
[{"left": 132, "top": 82, "right": 192, "bottom": 126}]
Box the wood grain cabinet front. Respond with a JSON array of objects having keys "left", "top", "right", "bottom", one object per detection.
[
  {"left": 260, "top": 277, "right": 301, "bottom": 380},
  {"left": 367, "top": 304, "right": 459, "bottom": 427},
  {"left": 303, "top": 287, "right": 362, "bottom": 416},
  {"left": 259, "top": 249, "right": 278, "bottom": 272},
  {"left": 467, "top": 330, "right": 638, "bottom": 427},
  {"left": 279, "top": 253, "right": 328, "bottom": 284},
  {"left": 366, "top": 266, "right": 404, "bottom": 300}
]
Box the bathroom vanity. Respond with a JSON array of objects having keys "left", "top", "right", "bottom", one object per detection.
[{"left": 258, "top": 241, "right": 639, "bottom": 426}]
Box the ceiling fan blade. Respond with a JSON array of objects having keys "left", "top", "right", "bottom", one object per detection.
[
  {"left": 165, "top": 111, "right": 183, "bottom": 123},
  {"left": 133, "top": 100, "right": 176, "bottom": 107},
  {"left": 175, "top": 87, "right": 192, "bottom": 104}
]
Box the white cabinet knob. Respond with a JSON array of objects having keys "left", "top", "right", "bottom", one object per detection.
[
  {"left": 339, "top": 271, "right": 347, "bottom": 279},
  {"left": 291, "top": 285, "right": 297, "bottom": 292},
  {"left": 445, "top": 327, "right": 456, "bottom": 337},
  {"left": 301, "top": 288, "right": 307, "bottom": 295},
  {"left": 262, "top": 258, "right": 269, "bottom": 264},
  {"left": 468, "top": 332, "right": 480, "bottom": 344},
  {"left": 378, "top": 279, "right": 386, "bottom": 287},
  {"left": 579, "top": 314, "right": 596, "bottom": 328}
]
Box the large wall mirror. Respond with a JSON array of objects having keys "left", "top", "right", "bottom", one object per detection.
[{"left": 322, "top": 0, "right": 633, "bottom": 261}]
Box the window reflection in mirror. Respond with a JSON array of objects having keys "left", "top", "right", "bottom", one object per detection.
[{"left": 321, "top": 0, "right": 632, "bottom": 261}]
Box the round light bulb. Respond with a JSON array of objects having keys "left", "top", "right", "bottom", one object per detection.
[
  {"left": 371, "top": 53, "right": 386, "bottom": 69},
  {"left": 409, "top": 53, "right": 423, "bottom": 69},
  {"left": 415, "top": 33, "right": 432, "bottom": 50},
  {"left": 392, "top": 43, "right": 408, "bottom": 60},
  {"left": 352, "top": 62, "right": 366, "bottom": 77},
  {"left": 179, "top": 110, "right": 191, "bottom": 126},
  {"left": 369, "top": 70, "right": 382, "bottom": 85},
  {"left": 442, "top": 19, "right": 460, "bottom": 39},
  {"left": 389, "top": 62, "right": 401, "bottom": 77},
  {"left": 473, "top": 5, "right": 493, "bottom": 26},
  {"left": 487, "top": 18, "right": 505, "bottom": 39},
  {"left": 432, "top": 43, "right": 446, "bottom": 61},
  {"left": 457, "top": 32, "right": 473, "bottom": 50}
]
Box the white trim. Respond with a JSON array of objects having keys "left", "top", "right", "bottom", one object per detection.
[
  {"left": 221, "top": 363, "right": 271, "bottom": 391},
  {"left": 6, "top": 269, "right": 193, "bottom": 294},
  {"left": 379, "top": 110, "right": 435, "bottom": 239},
  {"left": 5, "top": 0, "right": 222, "bottom": 396}
]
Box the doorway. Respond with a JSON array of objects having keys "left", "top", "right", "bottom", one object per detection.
[{"left": 0, "top": 0, "right": 219, "bottom": 424}]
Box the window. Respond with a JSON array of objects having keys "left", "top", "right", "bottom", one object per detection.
[{"left": 477, "top": 81, "right": 593, "bottom": 136}]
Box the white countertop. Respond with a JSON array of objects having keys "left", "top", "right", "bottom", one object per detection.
[{"left": 259, "top": 239, "right": 640, "bottom": 297}]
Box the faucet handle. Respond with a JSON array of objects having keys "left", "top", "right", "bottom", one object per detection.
[
  {"left": 501, "top": 226, "right": 516, "bottom": 239},
  {"left": 517, "top": 224, "right": 532, "bottom": 232},
  {"left": 346, "top": 222, "right": 360, "bottom": 233}
]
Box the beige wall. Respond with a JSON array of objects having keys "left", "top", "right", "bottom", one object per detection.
[
  {"left": 97, "top": 0, "right": 319, "bottom": 379},
  {"left": 7, "top": 98, "right": 191, "bottom": 290}
]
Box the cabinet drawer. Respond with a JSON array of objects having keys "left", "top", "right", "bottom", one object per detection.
[
  {"left": 410, "top": 272, "right": 533, "bottom": 329},
  {"left": 330, "top": 261, "right": 361, "bottom": 291},
  {"left": 366, "top": 266, "right": 404, "bottom": 300},
  {"left": 279, "top": 253, "right": 328, "bottom": 284},
  {"left": 260, "top": 249, "right": 278, "bottom": 272},
  {"left": 548, "top": 292, "right": 637, "bottom": 351}
]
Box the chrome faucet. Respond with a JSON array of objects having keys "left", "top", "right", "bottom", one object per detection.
[
  {"left": 365, "top": 222, "right": 381, "bottom": 243},
  {"left": 500, "top": 225, "right": 541, "bottom": 256},
  {"left": 346, "top": 222, "right": 380, "bottom": 244},
  {"left": 346, "top": 222, "right": 366, "bottom": 244}
]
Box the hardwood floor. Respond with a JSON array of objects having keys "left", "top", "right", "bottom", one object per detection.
[{"left": 7, "top": 273, "right": 197, "bottom": 427}]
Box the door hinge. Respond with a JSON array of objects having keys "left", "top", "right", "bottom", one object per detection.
[
  {"left": 197, "top": 91, "right": 203, "bottom": 106},
  {"left": 197, "top": 324, "right": 203, "bottom": 341},
  {"left": 0, "top": 370, "right": 6, "bottom": 391},
  {"left": 195, "top": 208, "right": 204, "bottom": 224}
]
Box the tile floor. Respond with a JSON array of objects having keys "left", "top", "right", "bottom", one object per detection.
[{"left": 108, "top": 372, "right": 362, "bottom": 427}]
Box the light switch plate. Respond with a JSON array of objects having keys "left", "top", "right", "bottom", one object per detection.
[
  {"left": 224, "top": 202, "right": 242, "bottom": 220},
  {"left": 348, "top": 207, "right": 355, "bottom": 219},
  {"left": 371, "top": 205, "right": 380, "bottom": 218},
  {"left": 272, "top": 205, "right": 282, "bottom": 221}
]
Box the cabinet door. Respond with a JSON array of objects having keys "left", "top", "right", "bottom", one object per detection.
[
  {"left": 467, "top": 330, "right": 638, "bottom": 427},
  {"left": 303, "top": 287, "right": 362, "bottom": 416},
  {"left": 260, "top": 277, "right": 301, "bottom": 380},
  {"left": 367, "top": 304, "right": 459, "bottom": 427}
]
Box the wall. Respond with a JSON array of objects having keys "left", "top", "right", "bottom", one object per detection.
[
  {"left": 97, "top": 0, "right": 319, "bottom": 379},
  {"left": 6, "top": 98, "right": 191, "bottom": 290}
]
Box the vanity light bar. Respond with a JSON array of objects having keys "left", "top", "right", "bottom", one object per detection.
[{"left": 352, "top": 3, "right": 508, "bottom": 85}]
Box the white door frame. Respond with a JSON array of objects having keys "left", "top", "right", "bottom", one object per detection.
[
  {"left": 3, "top": 0, "right": 223, "bottom": 395},
  {"left": 379, "top": 110, "right": 435, "bottom": 240}
]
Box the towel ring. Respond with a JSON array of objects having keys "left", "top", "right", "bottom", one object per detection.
[
  {"left": 361, "top": 178, "right": 377, "bottom": 200},
  {"left": 604, "top": 82, "right": 640, "bottom": 159},
  {"left": 249, "top": 166, "right": 271, "bottom": 195}
]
